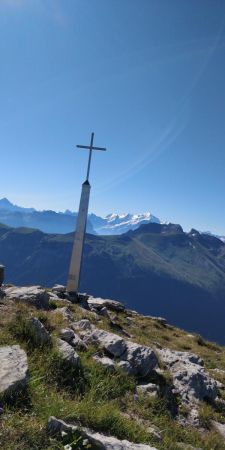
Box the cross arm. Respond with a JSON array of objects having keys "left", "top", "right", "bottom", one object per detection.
[{"left": 77, "top": 145, "right": 106, "bottom": 151}]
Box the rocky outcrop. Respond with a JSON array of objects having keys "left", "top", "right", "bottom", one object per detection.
[
  {"left": 28, "top": 317, "right": 51, "bottom": 346},
  {"left": 4, "top": 286, "right": 49, "bottom": 309},
  {"left": 87, "top": 296, "right": 125, "bottom": 312},
  {"left": 60, "top": 328, "right": 87, "bottom": 351},
  {"left": 83, "top": 328, "right": 127, "bottom": 358},
  {"left": 56, "top": 339, "right": 80, "bottom": 368},
  {"left": 48, "top": 416, "right": 158, "bottom": 450},
  {"left": 0, "top": 345, "right": 28, "bottom": 395},
  {"left": 159, "top": 348, "right": 218, "bottom": 403},
  {"left": 80, "top": 326, "right": 158, "bottom": 377},
  {"left": 120, "top": 341, "right": 158, "bottom": 377}
]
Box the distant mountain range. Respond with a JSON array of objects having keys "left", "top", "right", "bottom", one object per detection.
[
  {"left": 0, "top": 198, "right": 160, "bottom": 235},
  {"left": 1, "top": 221, "right": 225, "bottom": 344}
]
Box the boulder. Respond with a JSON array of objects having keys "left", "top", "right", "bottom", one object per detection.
[
  {"left": 120, "top": 342, "right": 158, "bottom": 377},
  {"left": 60, "top": 328, "right": 87, "bottom": 351},
  {"left": 159, "top": 348, "right": 217, "bottom": 403},
  {"left": 4, "top": 286, "right": 49, "bottom": 309},
  {"left": 56, "top": 339, "right": 80, "bottom": 368},
  {"left": 0, "top": 345, "right": 28, "bottom": 395},
  {"left": 48, "top": 416, "right": 158, "bottom": 450},
  {"left": 159, "top": 349, "right": 204, "bottom": 367},
  {"left": 28, "top": 317, "right": 51, "bottom": 346},
  {"left": 81, "top": 326, "right": 158, "bottom": 376},
  {"left": 82, "top": 328, "right": 127, "bottom": 358},
  {"left": 93, "top": 354, "right": 115, "bottom": 372},
  {"left": 87, "top": 296, "right": 125, "bottom": 312}
]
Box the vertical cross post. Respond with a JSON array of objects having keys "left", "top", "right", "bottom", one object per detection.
[{"left": 67, "top": 133, "right": 106, "bottom": 295}]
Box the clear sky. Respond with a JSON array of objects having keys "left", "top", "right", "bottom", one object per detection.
[{"left": 0, "top": 0, "right": 225, "bottom": 234}]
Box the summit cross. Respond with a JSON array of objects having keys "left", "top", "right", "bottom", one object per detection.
[
  {"left": 67, "top": 132, "right": 107, "bottom": 295},
  {"left": 77, "top": 132, "right": 106, "bottom": 182}
]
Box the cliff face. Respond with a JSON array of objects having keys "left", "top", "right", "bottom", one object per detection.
[{"left": 1, "top": 285, "right": 225, "bottom": 450}]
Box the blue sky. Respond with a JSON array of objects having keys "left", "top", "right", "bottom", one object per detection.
[{"left": 0, "top": 0, "right": 225, "bottom": 234}]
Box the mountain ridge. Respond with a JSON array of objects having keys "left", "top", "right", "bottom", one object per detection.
[
  {"left": 1, "top": 221, "right": 225, "bottom": 344},
  {"left": 0, "top": 198, "right": 161, "bottom": 235}
]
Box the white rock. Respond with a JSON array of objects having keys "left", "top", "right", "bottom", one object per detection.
[
  {"left": 159, "top": 349, "right": 203, "bottom": 367},
  {"left": 60, "top": 328, "right": 87, "bottom": 351},
  {"left": 4, "top": 286, "right": 49, "bottom": 309},
  {"left": 28, "top": 317, "right": 51, "bottom": 346},
  {"left": 87, "top": 296, "right": 125, "bottom": 312},
  {"left": 159, "top": 348, "right": 217, "bottom": 403},
  {"left": 121, "top": 341, "right": 158, "bottom": 377},
  {"left": 0, "top": 345, "right": 28, "bottom": 395},
  {"left": 56, "top": 339, "right": 80, "bottom": 367},
  {"left": 93, "top": 355, "right": 115, "bottom": 372},
  {"left": 48, "top": 417, "right": 158, "bottom": 450},
  {"left": 83, "top": 328, "right": 126, "bottom": 358}
]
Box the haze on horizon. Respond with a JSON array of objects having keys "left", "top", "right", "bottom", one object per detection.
[{"left": 0, "top": 1, "right": 225, "bottom": 234}]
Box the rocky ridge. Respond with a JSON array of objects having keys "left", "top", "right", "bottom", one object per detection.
[{"left": 1, "top": 285, "right": 225, "bottom": 449}]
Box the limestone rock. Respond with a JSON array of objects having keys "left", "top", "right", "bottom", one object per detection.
[
  {"left": 4, "top": 286, "right": 49, "bottom": 309},
  {"left": 93, "top": 354, "right": 116, "bottom": 372},
  {"left": 121, "top": 341, "right": 158, "bottom": 377},
  {"left": 83, "top": 328, "right": 126, "bottom": 358},
  {"left": 159, "top": 348, "right": 217, "bottom": 403},
  {"left": 136, "top": 383, "right": 159, "bottom": 397},
  {"left": 159, "top": 349, "right": 203, "bottom": 367},
  {"left": 0, "top": 345, "right": 28, "bottom": 395},
  {"left": 48, "top": 416, "right": 158, "bottom": 450},
  {"left": 60, "top": 328, "right": 87, "bottom": 351},
  {"left": 28, "top": 317, "right": 51, "bottom": 346},
  {"left": 56, "top": 339, "right": 80, "bottom": 367},
  {"left": 81, "top": 326, "right": 158, "bottom": 376},
  {"left": 87, "top": 296, "right": 125, "bottom": 312}
]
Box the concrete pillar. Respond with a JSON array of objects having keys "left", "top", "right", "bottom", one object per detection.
[{"left": 67, "top": 180, "right": 91, "bottom": 293}]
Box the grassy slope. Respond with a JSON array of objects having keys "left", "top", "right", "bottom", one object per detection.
[{"left": 1, "top": 299, "right": 225, "bottom": 449}]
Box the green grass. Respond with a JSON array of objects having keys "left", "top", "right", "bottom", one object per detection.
[{"left": 1, "top": 302, "right": 225, "bottom": 449}]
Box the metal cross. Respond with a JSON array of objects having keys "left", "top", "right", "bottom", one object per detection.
[{"left": 77, "top": 132, "right": 106, "bottom": 182}]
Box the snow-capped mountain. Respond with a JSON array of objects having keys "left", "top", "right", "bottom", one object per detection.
[
  {"left": 0, "top": 198, "right": 161, "bottom": 235},
  {"left": 94, "top": 212, "right": 160, "bottom": 235}
]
